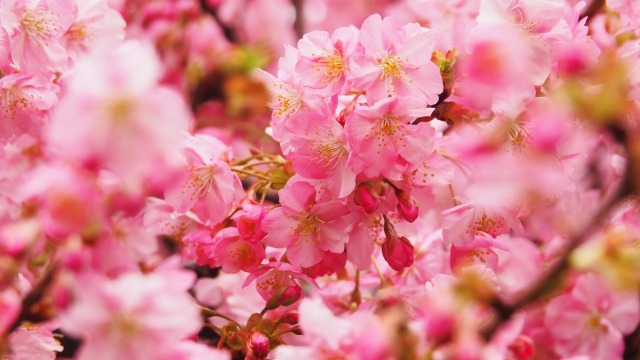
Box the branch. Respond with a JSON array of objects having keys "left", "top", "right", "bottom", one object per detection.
[
  {"left": 198, "top": 0, "right": 237, "bottom": 42},
  {"left": 292, "top": 0, "right": 305, "bottom": 40},
  {"left": 580, "top": 0, "right": 605, "bottom": 24}
]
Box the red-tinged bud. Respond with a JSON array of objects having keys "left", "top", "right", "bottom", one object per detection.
[
  {"left": 279, "top": 310, "right": 299, "bottom": 325},
  {"left": 382, "top": 236, "right": 415, "bottom": 271},
  {"left": 249, "top": 332, "right": 270, "bottom": 358},
  {"left": 354, "top": 183, "right": 379, "bottom": 213},
  {"left": 265, "top": 283, "right": 303, "bottom": 311},
  {"left": 424, "top": 313, "right": 454, "bottom": 344},
  {"left": 396, "top": 190, "right": 419, "bottom": 222},
  {"left": 278, "top": 283, "right": 303, "bottom": 306},
  {"left": 508, "top": 336, "right": 534, "bottom": 360}
]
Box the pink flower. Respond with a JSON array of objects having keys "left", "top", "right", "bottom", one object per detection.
[
  {"left": 244, "top": 262, "right": 317, "bottom": 302},
  {"left": 62, "top": 0, "right": 126, "bottom": 59},
  {"left": 7, "top": 323, "right": 63, "bottom": 360},
  {"left": 271, "top": 297, "right": 389, "bottom": 360},
  {"left": 544, "top": 273, "right": 640, "bottom": 359},
  {"left": 210, "top": 227, "right": 265, "bottom": 273},
  {"left": 295, "top": 26, "right": 360, "bottom": 96},
  {"left": 60, "top": 269, "right": 202, "bottom": 360},
  {"left": 350, "top": 14, "right": 443, "bottom": 106},
  {"left": 442, "top": 201, "right": 523, "bottom": 246},
  {"left": 261, "top": 180, "right": 350, "bottom": 268},
  {"left": 47, "top": 40, "right": 191, "bottom": 195},
  {"left": 0, "top": 73, "right": 58, "bottom": 139},
  {"left": 284, "top": 109, "right": 356, "bottom": 198},
  {"left": 449, "top": 236, "right": 506, "bottom": 274},
  {"left": 345, "top": 96, "right": 435, "bottom": 180},
  {"left": 19, "top": 163, "right": 104, "bottom": 239},
  {"left": 164, "top": 133, "right": 244, "bottom": 226},
  {"left": 231, "top": 203, "right": 268, "bottom": 243},
  {"left": 0, "top": 0, "right": 76, "bottom": 74}
]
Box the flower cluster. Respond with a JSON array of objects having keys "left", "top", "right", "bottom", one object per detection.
[{"left": 2, "top": 0, "right": 640, "bottom": 359}]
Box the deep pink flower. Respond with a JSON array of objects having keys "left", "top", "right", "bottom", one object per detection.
[
  {"left": 261, "top": 180, "right": 350, "bottom": 268},
  {"left": 231, "top": 203, "right": 268, "bottom": 243},
  {"left": 209, "top": 227, "right": 265, "bottom": 274}
]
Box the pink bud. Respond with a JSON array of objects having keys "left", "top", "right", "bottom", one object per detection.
[
  {"left": 508, "top": 336, "right": 534, "bottom": 360},
  {"left": 396, "top": 190, "right": 419, "bottom": 222},
  {"left": 279, "top": 310, "right": 299, "bottom": 325},
  {"left": 278, "top": 283, "right": 303, "bottom": 306},
  {"left": 354, "top": 183, "right": 379, "bottom": 213},
  {"left": 382, "top": 236, "right": 415, "bottom": 271},
  {"left": 249, "top": 332, "right": 270, "bottom": 358}
]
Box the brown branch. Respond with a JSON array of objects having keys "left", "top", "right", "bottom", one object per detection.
[
  {"left": 7, "top": 263, "right": 59, "bottom": 333},
  {"left": 292, "top": 0, "right": 305, "bottom": 40},
  {"left": 198, "top": 0, "right": 237, "bottom": 42},
  {"left": 580, "top": 0, "right": 605, "bottom": 24}
]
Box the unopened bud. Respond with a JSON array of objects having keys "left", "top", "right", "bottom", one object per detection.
[
  {"left": 354, "top": 183, "right": 379, "bottom": 213},
  {"left": 279, "top": 310, "right": 299, "bottom": 325},
  {"left": 508, "top": 336, "right": 534, "bottom": 360},
  {"left": 382, "top": 236, "right": 415, "bottom": 271},
  {"left": 265, "top": 284, "right": 303, "bottom": 310},
  {"left": 396, "top": 190, "right": 419, "bottom": 222},
  {"left": 249, "top": 332, "right": 270, "bottom": 358}
]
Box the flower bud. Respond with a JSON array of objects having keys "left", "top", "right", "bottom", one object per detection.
[
  {"left": 508, "top": 336, "right": 534, "bottom": 360},
  {"left": 264, "top": 283, "right": 303, "bottom": 310},
  {"left": 382, "top": 236, "right": 415, "bottom": 271},
  {"left": 249, "top": 332, "right": 270, "bottom": 358},
  {"left": 354, "top": 183, "right": 379, "bottom": 213},
  {"left": 396, "top": 190, "right": 419, "bottom": 223}
]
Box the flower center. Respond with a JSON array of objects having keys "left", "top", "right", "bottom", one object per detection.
[
  {"left": 310, "top": 135, "right": 345, "bottom": 169},
  {"left": 186, "top": 164, "right": 216, "bottom": 200}
]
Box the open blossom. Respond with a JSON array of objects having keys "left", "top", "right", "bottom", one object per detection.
[
  {"left": 0, "top": 73, "right": 58, "bottom": 139},
  {"left": 350, "top": 14, "right": 443, "bottom": 106},
  {"left": 295, "top": 25, "right": 360, "bottom": 96},
  {"left": 6, "top": 323, "right": 62, "bottom": 360},
  {"left": 284, "top": 109, "right": 356, "bottom": 198},
  {"left": 47, "top": 40, "right": 191, "bottom": 194},
  {"left": 210, "top": 227, "right": 265, "bottom": 273},
  {"left": 164, "top": 132, "right": 244, "bottom": 226},
  {"left": 62, "top": 0, "right": 126, "bottom": 59},
  {"left": 244, "top": 261, "right": 317, "bottom": 301},
  {"left": 442, "top": 201, "right": 523, "bottom": 246},
  {"left": 261, "top": 180, "right": 350, "bottom": 268},
  {"left": 345, "top": 96, "right": 435, "bottom": 180},
  {"left": 60, "top": 268, "right": 201, "bottom": 360},
  {"left": 0, "top": 0, "right": 76, "bottom": 74},
  {"left": 271, "top": 297, "right": 389, "bottom": 360},
  {"left": 545, "top": 273, "right": 640, "bottom": 359}
]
